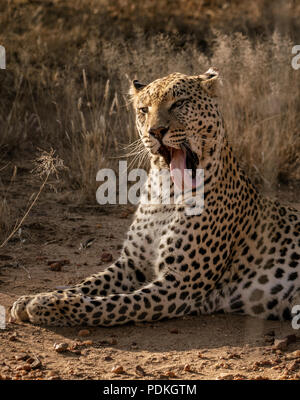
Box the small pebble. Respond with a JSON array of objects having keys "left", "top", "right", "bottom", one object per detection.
[
  {"left": 135, "top": 365, "right": 146, "bottom": 376},
  {"left": 15, "top": 354, "right": 29, "bottom": 361},
  {"left": 31, "top": 357, "right": 42, "bottom": 370},
  {"left": 273, "top": 338, "right": 288, "bottom": 351},
  {"left": 101, "top": 253, "right": 113, "bottom": 262},
  {"left": 111, "top": 365, "right": 124, "bottom": 374},
  {"left": 9, "top": 333, "right": 18, "bottom": 342},
  {"left": 78, "top": 329, "right": 90, "bottom": 337},
  {"left": 120, "top": 211, "right": 129, "bottom": 219},
  {"left": 49, "top": 263, "right": 62, "bottom": 272},
  {"left": 217, "top": 373, "right": 234, "bottom": 380},
  {"left": 53, "top": 343, "right": 69, "bottom": 353},
  {"left": 287, "top": 350, "right": 300, "bottom": 359},
  {"left": 166, "top": 371, "right": 176, "bottom": 378},
  {"left": 16, "top": 364, "right": 31, "bottom": 372},
  {"left": 82, "top": 340, "right": 93, "bottom": 346}
]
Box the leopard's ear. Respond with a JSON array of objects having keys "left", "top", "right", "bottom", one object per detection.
[
  {"left": 199, "top": 68, "right": 220, "bottom": 97},
  {"left": 129, "top": 80, "right": 147, "bottom": 106},
  {"left": 130, "top": 80, "right": 146, "bottom": 94}
]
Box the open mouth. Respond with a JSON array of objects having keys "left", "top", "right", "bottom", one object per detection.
[{"left": 158, "top": 142, "right": 199, "bottom": 189}]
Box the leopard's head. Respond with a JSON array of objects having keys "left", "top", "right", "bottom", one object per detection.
[{"left": 130, "top": 69, "right": 224, "bottom": 188}]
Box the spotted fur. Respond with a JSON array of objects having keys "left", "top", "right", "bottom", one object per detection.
[{"left": 11, "top": 70, "right": 300, "bottom": 326}]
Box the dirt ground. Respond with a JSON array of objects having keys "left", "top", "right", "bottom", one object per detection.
[{"left": 0, "top": 167, "right": 300, "bottom": 381}]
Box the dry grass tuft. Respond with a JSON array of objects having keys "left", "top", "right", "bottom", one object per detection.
[
  {"left": 32, "top": 148, "right": 67, "bottom": 180},
  {"left": 0, "top": 149, "right": 66, "bottom": 247}
]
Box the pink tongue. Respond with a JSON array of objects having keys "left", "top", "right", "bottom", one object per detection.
[{"left": 170, "top": 149, "right": 195, "bottom": 190}]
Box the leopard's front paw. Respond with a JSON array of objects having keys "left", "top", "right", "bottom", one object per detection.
[
  {"left": 11, "top": 293, "right": 68, "bottom": 326},
  {"left": 10, "top": 295, "right": 35, "bottom": 322}
]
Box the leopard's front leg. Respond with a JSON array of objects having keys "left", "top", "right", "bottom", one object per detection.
[
  {"left": 10, "top": 255, "right": 150, "bottom": 323},
  {"left": 11, "top": 273, "right": 194, "bottom": 326},
  {"left": 69, "top": 255, "right": 151, "bottom": 297},
  {"left": 11, "top": 220, "right": 157, "bottom": 322},
  {"left": 70, "top": 214, "right": 158, "bottom": 297}
]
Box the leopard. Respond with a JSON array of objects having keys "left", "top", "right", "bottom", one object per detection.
[{"left": 11, "top": 68, "right": 300, "bottom": 327}]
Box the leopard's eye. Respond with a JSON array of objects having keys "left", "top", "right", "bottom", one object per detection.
[
  {"left": 170, "top": 99, "right": 186, "bottom": 110},
  {"left": 139, "top": 107, "right": 149, "bottom": 114}
]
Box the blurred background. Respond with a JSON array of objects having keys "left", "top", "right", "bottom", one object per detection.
[{"left": 0, "top": 0, "right": 300, "bottom": 240}]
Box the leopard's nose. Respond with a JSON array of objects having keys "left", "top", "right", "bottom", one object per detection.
[{"left": 149, "top": 126, "right": 169, "bottom": 138}]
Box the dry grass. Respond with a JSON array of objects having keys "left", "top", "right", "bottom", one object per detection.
[
  {"left": 0, "top": 0, "right": 299, "bottom": 225},
  {"left": 0, "top": 198, "right": 13, "bottom": 241},
  {"left": 0, "top": 164, "right": 16, "bottom": 242},
  {"left": 0, "top": 149, "right": 66, "bottom": 244}
]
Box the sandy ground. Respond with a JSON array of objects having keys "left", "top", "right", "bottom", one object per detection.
[{"left": 0, "top": 168, "right": 300, "bottom": 380}]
